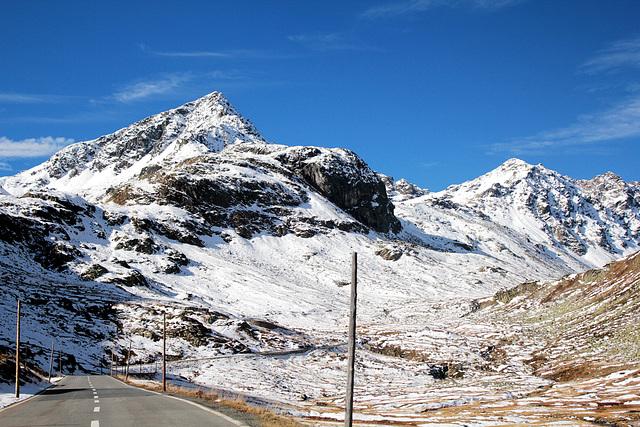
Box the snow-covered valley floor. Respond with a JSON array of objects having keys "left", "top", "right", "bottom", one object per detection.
[{"left": 116, "top": 291, "right": 639, "bottom": 426}]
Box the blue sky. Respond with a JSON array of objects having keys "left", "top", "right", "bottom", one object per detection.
[{"left": 1, "top": 0, "right": 639, "bottom": 191}]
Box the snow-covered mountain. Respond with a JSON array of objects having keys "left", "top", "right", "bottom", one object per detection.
[
  {"left": 1, "top": 92, "right": 639, "bottom": 421},
  {"left": 392, "top": 158, "right": 640, "bottom": 270},
  {"left": 0, "top": 92, "right": 266, "bottom": 200}
]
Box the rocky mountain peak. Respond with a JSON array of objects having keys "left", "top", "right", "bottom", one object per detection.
[
  {"left": 499, "top": 157, "right": 533, "bottom": 171},
  {"left": 0, "top": 92, "right": 269, "bottom": 198},
  {"left": 580, "top": 171, "right": 627, "bottom": 197},
  {"left": 176, "top": 91, "right": 267, "bottom": 152},
  {"left": 380, "top": 174, "right": 428, "bottom": 202},
  {"left": 439, "top": 158, "right": 550, "bottom": 202},
  {"left": 492, "top": 158, "right": 556, "bottom": 187},
  {"left": 580, "top": 171, "right": 640, "bottom": 215}
]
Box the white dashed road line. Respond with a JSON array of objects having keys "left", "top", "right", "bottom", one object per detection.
[{"left": 90, "top": 377, "right": 100, "bottom": 426}]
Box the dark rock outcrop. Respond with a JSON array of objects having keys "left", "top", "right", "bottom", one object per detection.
[{"left": 276, "top": 147, "right": 401, "bottom": 233}]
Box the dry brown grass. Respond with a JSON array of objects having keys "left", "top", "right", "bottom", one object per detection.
[{"left": 115, "top": 375, "right": 304, "bottom": 427}]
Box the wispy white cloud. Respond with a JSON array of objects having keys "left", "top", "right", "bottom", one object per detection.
[
  {"left": 219, "top": 49, "right": 299, "bottom": 59},
  {"left": 154, "top": 50, "right": 230, "bottom": 58},
  {"left": 111, "top": 73, "right": 193, "bottom": 103},
  {"left": 422, "top": 161, "right": 439, "bottom": 168},
  {"left": 361, "top": 0, "right": 524, "bottom": 19},
  {"left": 492, "top": 34, "right": 640, "bottom": 156},
  {"left": 0, "top": 93, "right": 73, "bottom": 104},
  {"left": 0, "top": 136, "right": 75, "bottom": 158},
  {"left": 147, "top": 45, "right": 293, "bottom": 60},
  {"left": 472, "top": 0, "right": 524, "bottom": 8},
  {"left": 489, "top": 96, "right": 640, "bottom": 156},
  {"left": 362, "top": 0, "right": 441, "bottom": 18},
  {"left": 0, "top": 109, "right": 124, "bottom": 125},
  {"left": 580, "top": 35, "right": 640, "bottom": 74},
  {"left": 103, "top": 71, "right": 247, "bottom": 104},
  {"left": 0, "top": 94, "right": 51, "bottom": 103},
  {"left": 288, "top": 32, "right": 378, "bottom": 51}
]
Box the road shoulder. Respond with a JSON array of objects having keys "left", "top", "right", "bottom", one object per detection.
[{"left": 111, "top": 376, "right": 259, "bottom": 427}]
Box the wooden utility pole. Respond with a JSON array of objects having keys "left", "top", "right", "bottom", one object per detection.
[
  {"left": 48, "top": 341, "right": 55, "bottom": 382},
  {"left": 162, "top": 311, "right": 167, "bottom": 392},
  {"left": 15, "top": 300, "right": 21, "bottom": 398},
  {"left": 344, "top": 252, "right": 358, "bottom": 427},
  {"left": 113, "top": 325, "right": 117, "bottom": 377},
  {"left": 125, "top": 338, "right": 131, "bottom": 380}
]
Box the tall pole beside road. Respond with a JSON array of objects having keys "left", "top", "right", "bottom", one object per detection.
[
  {"left": 15, "top": 300, "right": 21, "bottom": 398},
  {"left": 126, "top": 338, "right": 131, "bottom": 381},
  {"left": 163, "top": 311, "right": 167, "bottom": 392},
  {"left": 344, "top": 252, "right": 357, "bottom": 427},
  {"left": 48, "top": 341, "right": 55, "bottom": 382}
]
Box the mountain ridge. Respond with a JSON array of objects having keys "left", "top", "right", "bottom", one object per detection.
[{"left": 406, "top": 157, "right": 640, "bottom": 266}]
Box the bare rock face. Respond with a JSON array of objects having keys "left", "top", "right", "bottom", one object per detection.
[
  {"left": 580, "top": 172, "right": 640, "bottom": 239},
  {"left": 0, "top": 193, "right": 92, "bottom": 270},
  {"left": 275, "top": 147, "right": 401, "bottom": 234},
  {"left": 101, "top": 141, "right": 396, "bottom": 239}
]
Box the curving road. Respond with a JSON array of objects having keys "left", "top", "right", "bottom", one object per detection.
[{"left": 0, "top": 375, "right": 248, "bottom": 426}]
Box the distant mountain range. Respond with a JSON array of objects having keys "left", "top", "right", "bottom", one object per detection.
[{"left": 1, "top": 92, "right": 639, "bottom": 417}]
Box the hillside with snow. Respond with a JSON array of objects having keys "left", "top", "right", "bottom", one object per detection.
[{"left": 1, "top": 91, "right": 639, "bottom": 424}]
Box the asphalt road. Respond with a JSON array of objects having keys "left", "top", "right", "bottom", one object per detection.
[{"left": 0, "top": 375, "right": 248, "bottom": 426}]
